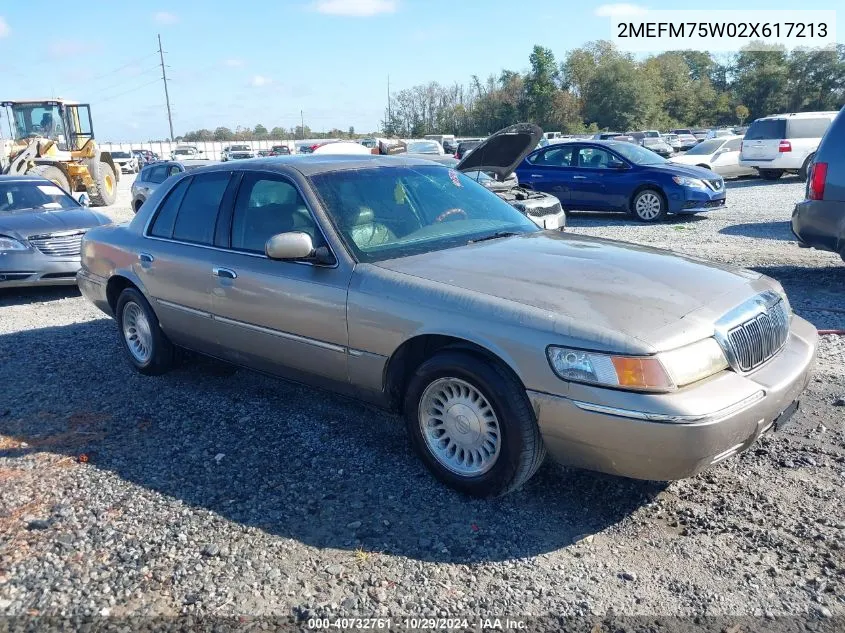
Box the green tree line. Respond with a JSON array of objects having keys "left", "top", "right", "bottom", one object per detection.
[
  {"left": 382, "top": 41, "right": 845, "bottom": 137},
  {"left": 180, "top": 124, "right": 361, "bottom": 142}
]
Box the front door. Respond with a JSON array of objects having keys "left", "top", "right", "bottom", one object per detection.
[
  {"left": 209, "top": 172, "right": 351, "bottom": 383},
  {"left": 571, "top": 145, "right": 630, "bottom": 210}
]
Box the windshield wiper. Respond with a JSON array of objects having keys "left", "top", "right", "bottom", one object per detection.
[{"left": 467, "top": 231, "right": 520, "bottom": 244}]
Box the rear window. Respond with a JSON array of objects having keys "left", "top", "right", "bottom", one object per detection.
[
  {"left": 786, "top": 118, "right": 832, "bottom": 139},
  {"left": 745, "top": 119, "right": 787, "bottom": 140}
]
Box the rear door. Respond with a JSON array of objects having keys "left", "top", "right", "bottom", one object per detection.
[
  {"left": 518, "top": 144, "right": 576, "bottom": 202},
  {"left": 138, "top": 171, "right": 233, "bottom": 353},
  {"left": 741, "top": 119, "right": 786, "bottom": 161}
]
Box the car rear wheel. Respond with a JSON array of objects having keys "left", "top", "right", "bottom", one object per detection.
[
  {"left": 630, "top": 188, "right": 667, "bottom": 222},
  {"left": 758, "top": 169, "right": 783, "bottom": 180},
  {"left": 799, "top": 154, "right": 814, "bottom": 181},
  {"left": 116, "top": 287, "right": 174, "bottom": 375},
  {"left": 404, "top": 350, "right": 545, "bottom": 497}
]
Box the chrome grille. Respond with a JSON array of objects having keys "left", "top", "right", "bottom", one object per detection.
[
  {"left": 721, "top": 297, "right": 790, "bottom": 372},
  {"left": 28, "top": 230, "right": 86, "bottom": 257}
]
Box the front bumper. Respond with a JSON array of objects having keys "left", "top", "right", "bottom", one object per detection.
[
  {"left": 1, "top": 251, "right": 81, "bottom": 287},
  {"left": 792, "top": 199, "right": 844, "bottom": 258},
  {"left": 668, "top": 186, "right": 726, "bottom": 214},
  {"left": 529, "top": 316, "right": 817, "bottom": 480},
  {"left": 116, "top": 162, "right": 135, "bottom": 173}
]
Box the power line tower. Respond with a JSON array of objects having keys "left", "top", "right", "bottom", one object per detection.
[{"left": 157, "top": 34, "right": 175, "bottom": 141}]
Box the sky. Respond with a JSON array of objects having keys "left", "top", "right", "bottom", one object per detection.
[{"left": 0, "top": 0, "right": 839, "bottom": 141}]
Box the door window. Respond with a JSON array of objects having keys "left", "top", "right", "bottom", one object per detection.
[
  {"left": 149, "top": 178, "right": 191, "bottom": 238},
  {"left": 230, "top": 174, "right": 323, "bottom": 254},
  {"left": 528, "top": 145, "right": 575, "bottom": 166},
  {"left": 723, "top": 138, "right": 742, "bottom": 151},
  {"left": 576, "top": 147, "right": 614, "bottom": 169},
  {"left": 786, "top": 118, "right": 832, "bottom": 139},
  {"left": 171, "top": 172, "right": 231, "bottom": 245}
]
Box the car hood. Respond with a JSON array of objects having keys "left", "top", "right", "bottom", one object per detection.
[
  {"left": 0, "top": 207, "right": 109, "bottom": 237},
  {"left": 670, "top": 154, "right": 711, "bottom": 166},
  {"left": 456, "top": 123, "right": 543, "bottom": 180},
  {"left": 651, "top": 161, "right": 720, "bottom": 180},
  {"left": 373, "top": 231, "right": 762, "bottom": 350}
]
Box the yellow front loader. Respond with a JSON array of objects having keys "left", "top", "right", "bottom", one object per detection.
[{"left": 1, "top": 99, "right": 118, "bottom": 206}]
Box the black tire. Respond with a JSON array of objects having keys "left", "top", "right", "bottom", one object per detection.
[
  {"left": 629, "top": 188, "right": 667, "bottom": 223},
  {"left": 88, "top": 161, "right": 117, "bottom": 206},
  {"left": 133, "top": 198, "right": 145, "bottom": 213},
  {"left": 403, "top": 350, "right": 545, "bottom": 498},
  {"left": 758, "top": 169, "right": 783, "bottom": 181},
  {"left": 28, "top": 165, "right": 71, "bottom": 193},
  {"left": 799, "top": 154, "right": 814, "bottom": 181},
  {"left": 115, "top": 287, "right": 174, "bottom": 375}
]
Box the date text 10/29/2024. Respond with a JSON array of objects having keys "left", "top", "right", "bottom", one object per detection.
[{"left": 307, "top": 617, "right": 527, "bottom": 630}]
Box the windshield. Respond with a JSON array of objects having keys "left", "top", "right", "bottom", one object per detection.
[
  {"left": 309, "top": 165, "right": 537, "bottom": 263},
  {"left": 684, "top": 139, "right": 724, "bottom": 155},
  {"left": 0, "top": 181, "right": 79, "bottom": 213},
  {"left": 231, "top": 145, "right": 250, "bottom": 151},
  {"left": 174, "top": 148, "right": 195, "bottom": 154},
  {"left": 609, "top": 142, "right": 666, "bottom": 165},
  {"left": 407, "top": 141, "right": 442, "bottom": 154},
  {"left": 642, "top": 138, "right": 662, "bottom": 146},
  {"left": 10, "top": 103, "right": 65, "bottom": 142},
  {"left": 111, "top": 151, "right": 131, "bottom": 158}
]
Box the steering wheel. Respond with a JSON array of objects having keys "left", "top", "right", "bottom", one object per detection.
[{"left": 435, "top": 208, "right": 468, "bottom": 223}]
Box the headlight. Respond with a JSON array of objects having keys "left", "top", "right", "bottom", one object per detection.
[
  {"left": 547, "top": 338, "right": 729, "bottom": 392},
  {"left": 546, "top": 346, "right": 674, "bottom": 392},
  {"left": 658, "top": 338, "right": 729, "bottom": 388},
  {"left": 0, "top": 235, "right": 28, "bottom": 251},
  {"left": 672, "top": 175, "right": 707, "bottom": 189}
]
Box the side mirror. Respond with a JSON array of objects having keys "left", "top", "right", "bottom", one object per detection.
[
  {"left": 77, "top": 193, "right": 90, "bottom": 207},
  {"left": 607, "top": 160, "right": 628, "bottom": 169},
  {"left": 266, "top": 231, "right": 314, "bottom": 260}
]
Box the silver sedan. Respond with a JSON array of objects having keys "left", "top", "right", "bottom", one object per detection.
[{"left": 0, "top": 175, "right": 111, "bottom": 287}]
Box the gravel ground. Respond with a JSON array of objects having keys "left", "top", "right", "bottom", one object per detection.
[{"left": 0, "top": 173, "right": 843, "bottom": 626}]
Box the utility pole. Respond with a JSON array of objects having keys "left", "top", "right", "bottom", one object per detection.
[
  {"left": 158, "top": 34, "right": 174, "bottom": 141},
  {"left": 300, "top": 110, "right": 304, "bottom": 138},
  {"left": 387, "top": 75, "right": 391, "bottom": 133}
]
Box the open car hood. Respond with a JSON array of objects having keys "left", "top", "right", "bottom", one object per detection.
[{"left": 456, "top": 123, "right": 543, "bottom": 180}]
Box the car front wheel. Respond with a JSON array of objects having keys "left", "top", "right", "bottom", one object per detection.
[
  {"left": 630, "top": 188, "right": 667, "bottom": 222},
  {"left": 116, "top": 287, "right": 174, "bottom": 375},
  {"left": 404, "top": 350, "right": 545, "bottom": 497}
]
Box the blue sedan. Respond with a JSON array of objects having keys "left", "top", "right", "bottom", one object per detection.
[{"left": 514, "top": 140, "right": 726, "bottom": 222}]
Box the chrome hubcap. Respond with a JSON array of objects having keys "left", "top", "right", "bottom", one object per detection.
[
  {"left": 635, "top": 192, "right": 662, "bottom": 219},
  {"left": 122, "top": 301, "right": 153, "bottom": 364},
  {"left": 418, "top": 377, "right": 501, "bottom": 477}
]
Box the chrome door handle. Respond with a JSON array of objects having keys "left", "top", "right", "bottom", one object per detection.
[
  {"left": 212, "top": 266, "right": 237, "bottom": 279},
  {"left": 139, "top": 252, "right": 154, "bottom": 264}
]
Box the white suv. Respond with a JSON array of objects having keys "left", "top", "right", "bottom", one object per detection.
[{"left": 740, "top": 111, "right": 837, "bottom": 180}]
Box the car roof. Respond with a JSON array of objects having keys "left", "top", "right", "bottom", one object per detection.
[
  {"left": 181, "top": 154, "right": 451, "bottom": 177},
  {"left": 0, "top": 174, "right": 52, "bottom": 184}
]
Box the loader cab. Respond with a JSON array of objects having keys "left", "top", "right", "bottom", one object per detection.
[{"left": 2, "top": 100, "right": 94, "bottom": 152}]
